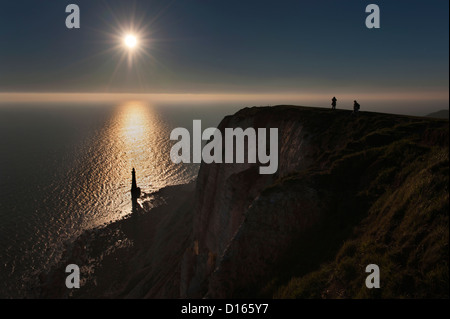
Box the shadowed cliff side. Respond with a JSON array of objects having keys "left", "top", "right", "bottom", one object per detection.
[{"left": 181, "top": 105, "right": 449, "bottom": 298}]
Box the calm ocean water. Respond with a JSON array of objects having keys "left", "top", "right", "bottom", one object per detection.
[{"left": 0, "top": 99, "right": 241, "bottom": 298}]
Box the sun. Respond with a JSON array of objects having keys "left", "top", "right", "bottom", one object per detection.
[
  {"left": 124, "top": 34, "right": 138, "bottom": 49},
  {"left": 105, "top": 18, "right": 154, "bottom": 73}
]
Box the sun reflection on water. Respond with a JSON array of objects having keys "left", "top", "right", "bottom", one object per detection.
[
  {"left": 110, "top": 100, "right": 168, "bottom": 200},
  {"left": 51, "top": 100, "right": 199, "bottom": 232},
  {"left": 119, "top": 100, "right": 153, "bottom": 167}
]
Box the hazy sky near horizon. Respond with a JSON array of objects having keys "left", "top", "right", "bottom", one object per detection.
[{"left": 0, "top": 0, "right": 448, "bottom": 100}]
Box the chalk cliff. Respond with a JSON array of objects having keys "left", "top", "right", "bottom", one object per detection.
[{"left": 180, "top": 105, "right": 449, "bottom": 298}]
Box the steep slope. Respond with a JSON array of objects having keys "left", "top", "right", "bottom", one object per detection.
[{"left": 181, "top": 105, "right": 449, "bottom": 298}]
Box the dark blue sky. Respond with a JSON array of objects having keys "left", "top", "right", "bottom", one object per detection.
[{"left": 0, "top": 0, "right": 448, "bottom": 95}]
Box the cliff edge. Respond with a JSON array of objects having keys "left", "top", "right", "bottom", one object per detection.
[{"left": 181, "top": 105, "right": 449, "bottom": 298}]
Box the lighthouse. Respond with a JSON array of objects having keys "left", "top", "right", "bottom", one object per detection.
[{"left": 131, "top": 168, "right": 141, "bottom": 210}]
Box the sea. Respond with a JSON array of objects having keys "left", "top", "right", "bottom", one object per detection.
[{"left": 0, "top": 98, "right": 245, "bottom": 298}]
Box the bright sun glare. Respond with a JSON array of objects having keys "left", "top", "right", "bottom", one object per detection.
[{"left": 124, "top": 34, "right": 138, "bottom": 49}]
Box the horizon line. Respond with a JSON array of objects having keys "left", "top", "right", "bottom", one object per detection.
[{"left": 0, "top": 90, "right": 449, "bottom": 104}]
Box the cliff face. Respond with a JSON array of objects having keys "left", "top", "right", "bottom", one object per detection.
[
  {"left": 181, "top": 105, "right": 449, "bottom": 298},
  {"left": 181, "top": 106, "right": 321, "bottom": 298}
]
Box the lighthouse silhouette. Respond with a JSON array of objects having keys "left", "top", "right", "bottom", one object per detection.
[{"left": 131, "top": 168, "right": 141, "bottom": 211}]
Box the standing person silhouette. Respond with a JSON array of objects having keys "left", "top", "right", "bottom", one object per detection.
[
  {"left": 331, "top": 97, "right": 337, "bottom": 110},
  {"left": 353, "top": 100, "right": 360, "bottom": 115}
]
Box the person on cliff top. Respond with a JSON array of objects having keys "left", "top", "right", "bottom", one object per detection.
[
  {"left": 353, "top": 100, "right": 360, "bottom": 115},
  {"left": 331, "top": 97, "right": 337, "bottom": 110}
]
